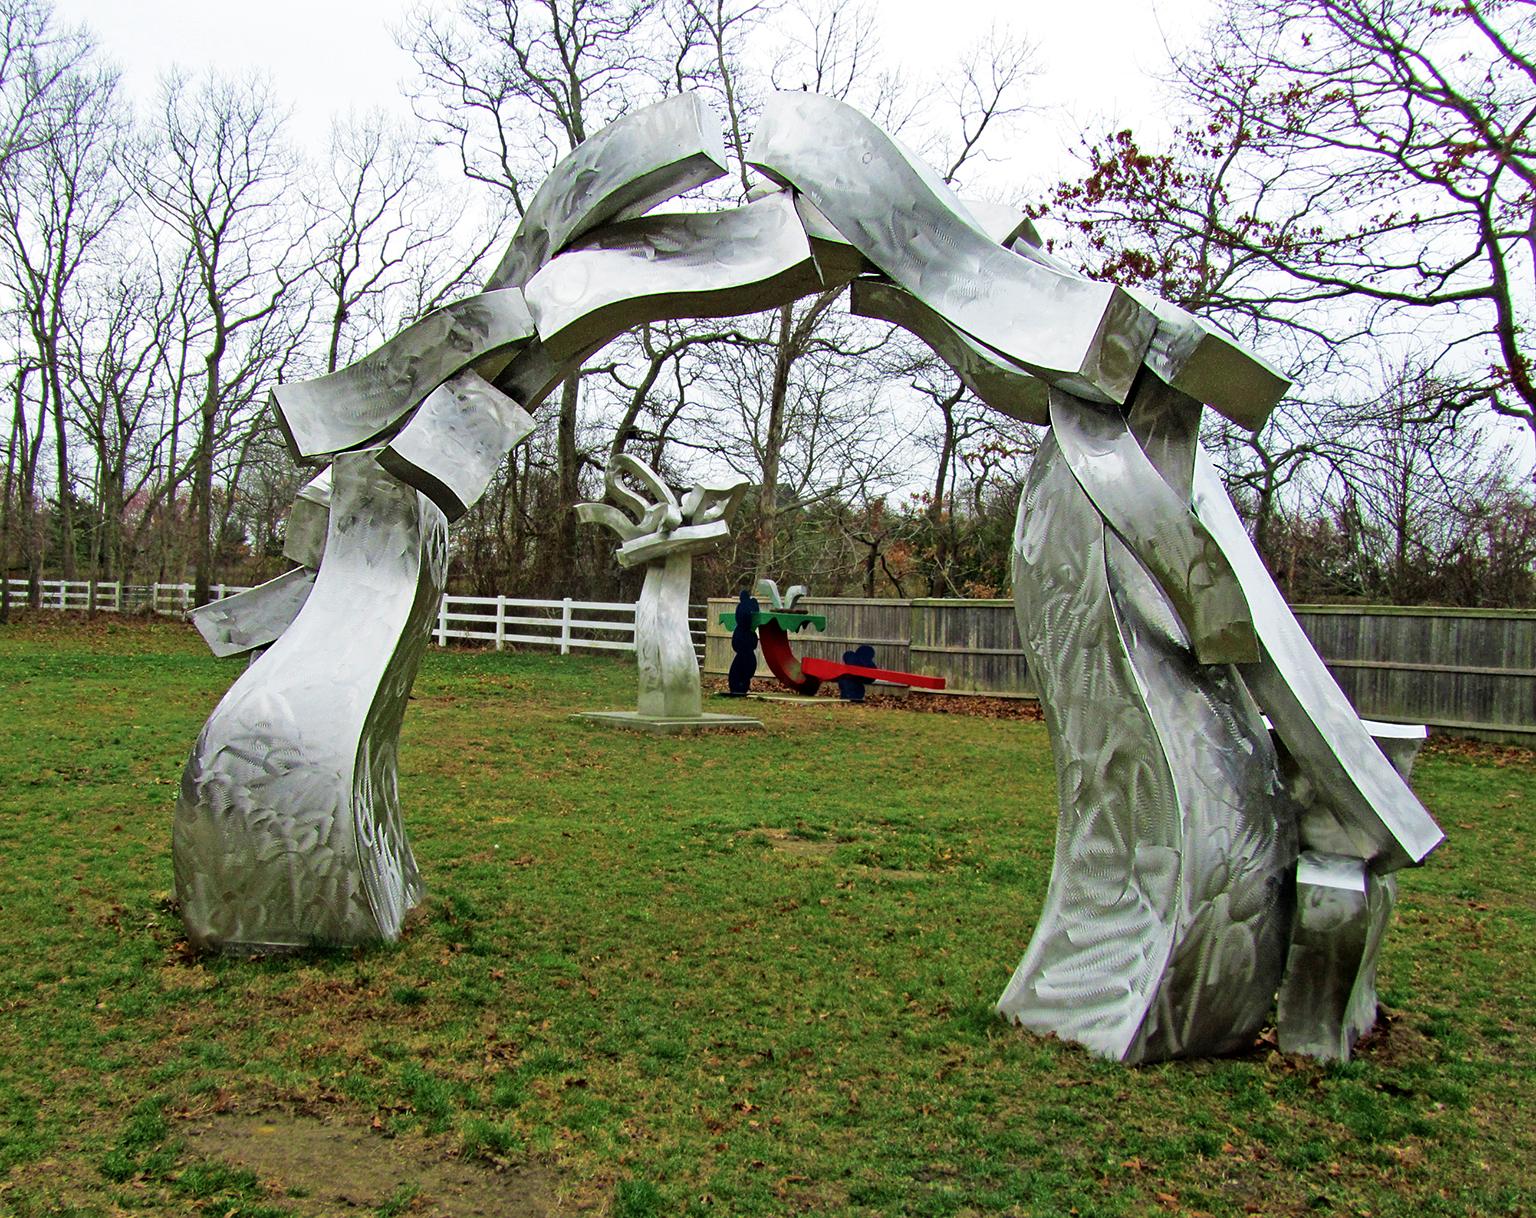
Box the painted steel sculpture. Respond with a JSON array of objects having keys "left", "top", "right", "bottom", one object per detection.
[
  {"left": 723, "top": 580, "right": 947, "bottom": 698},
  {"left": 172, "top": 86, "right": 1442, "bottom": 1066},
  {"left": 573, "top": 454, "right": 759, "bottom": 732}
]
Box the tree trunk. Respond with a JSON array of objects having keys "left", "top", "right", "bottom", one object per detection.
[
  {"left": 757, "top": 306, "right": 794, "bottom": 576},
  {"left": 193, "top": 380, "right": 219, "bottom": 605},
  {"left": 554, "top": 372, "right": 581, "bottom": 587},
  {"left": 47, "top": 374, "right": 74, "bottom": 581},
  {"left": 193, "top": 315, "right": 228, "bottom": 605},
  {"left": 928, "top": 392, "right": 962, "bottom": 595},
  {"left": 0, "top": 385, "right": 19, "bottom": 625}
]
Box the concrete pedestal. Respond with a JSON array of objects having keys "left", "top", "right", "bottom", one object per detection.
[{"left": 571, "top": 710, "right": 764, "bottom": 735}]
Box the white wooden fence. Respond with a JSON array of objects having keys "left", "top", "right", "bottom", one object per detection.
[
  {"left": 5, "top": 579, "right": 706, "bottom": 657},
  {"left": 3, "top": 580, "right": 254, "bottom": 615},
  {"left": 431, "top": 594, "right": 707, "bottom": 656}
]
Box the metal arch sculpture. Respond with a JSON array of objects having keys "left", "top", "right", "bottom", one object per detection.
[{"left": 173, "top": 90, "right": 1443, "bottom": 1064}]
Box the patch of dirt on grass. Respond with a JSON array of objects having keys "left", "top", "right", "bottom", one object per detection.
[
  {"left": 1352, "top": 1007, "right": 1436, "bottom": 1067},
  {"left": 1423, "top": 734, "right": 1536, "bottom": 765},
  {"left": 739, "top": 828, "right": 933, "bottom": 879},
  {"left": 877, "top": 690, "right": 1043, "bottom": 721},
  {"left": 182, "top": 1111, "right": 562, "bottom": 1217},
  {"left": 740, "top": 827, "right": 838, "bottom": 859},
  {"left": 702, "top": 675, "right": 1043, "bottom": 720}
]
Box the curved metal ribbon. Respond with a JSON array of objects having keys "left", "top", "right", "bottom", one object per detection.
[
  {"left": 173, "top": 451, "right": 447, "bottom": 950},
  {"left": 283, "top": 467, "right": 333, "bottom": 568},
  {"left": 525, "top": 193, "right": 825, "bottom": 363},
  {"left": 189, "top": 567, "right": 317, "bottom": 659},
  {"left": 373, "top": 97, "right": 728, "bottom": 511},
  {"left": 1049, "top": 387, "right": 1258, "bottom": 666},
  {"left": 999, "top": 428, "right": 1294, "bottom": 1061},
  {"left": 377, "top": 370, "right": 535, "bottom": 522},
  {"left": 273, "top": 289, "right": 536, "bottom": 459},
  {"left": 997, "top": 213, "right": 1290, "bottom": 432},
  {"left": 747, "top": 92, "right": 1155, "bottom": 405},
  {"left": 484, "top": 93, "right": 729, "bottom": 291},
  {"left": 850, "top": 278, "right": 1048, "bottom": 425},
  {"left": 1190, "top": 446, "right": 1444, "bottom": 871},
  {"left": 1275, "top": 850, "right": 1397, "bottom": 1060}
]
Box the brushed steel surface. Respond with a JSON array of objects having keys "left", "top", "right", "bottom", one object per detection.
[
  {"left": 755, "top": 579, "right": 808, "bottom": 611},
  {"left": 378, "top": 369, "right": 536, "bottom": 521},
  {"left": 1190, "top": 447, "right": 1444, "bottom": 871},
  {"left": 998, "top": 428, "right": 1294, "bottom": 1061},
  {"left": 525, "top": 193, "right": 824, "bottom": 363},
  {"left": 283, "top": 467, "right": 332, "bottom": 569},
  {"left": 189, "top": 567, "right": 317, "bottom": 658},
  {"left": 790, "top": 191, "right": 1029, "bottom": 283},
  {"left": 1360, "top": 719, "right": 1428, "bottom": 780},
  {"left": 960, "top": 198, "right": 1042, "bottom": 249},
  {"left": 174, "top": 89, "right": 1443, "bottom": 1054},
  {"left": 850, "top": 278, "right": 1048, "bottom": 425},
  {"left": 272, "top": 288, "right": 535, "bottom": 459},
  {"left": 747, "top": 92, "right": 1155, "bottom": 405},
  {"left": 1049, "top": 388, "right": 1258, "bottom": 666},
  {"left": 1004, "top": 216, "right": 1289, "bottom": 431},
  {"left": 1271, "top": 722, "right": 1422, "bottom": 1060},
  {"left": 1275, "top": 852, "right": 1397, "bottom": 1060},
  {"left": 635, "top": 553, "right": 702, "bottom": 718},
  {"left": 174, "top": 452, "right": 447, "bottom": 951},
  {"left": 485, "top": 93, "right": 728, "bottom": 291}
]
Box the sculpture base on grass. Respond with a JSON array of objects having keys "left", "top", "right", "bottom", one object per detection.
[{"left": 572, "top": 710, "right": 764, "bottom": 735}]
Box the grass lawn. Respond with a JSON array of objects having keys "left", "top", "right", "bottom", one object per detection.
[{"left": 0, "top": 614, "right": 1532, "bottom": 1218}]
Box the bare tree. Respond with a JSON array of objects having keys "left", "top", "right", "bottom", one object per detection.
[
  {"left": 0, "top": 0, "right": 94, "bottom": 181},
  {"left": 405, "top": 0, "right": 680, "bottom": 585},
  {"left": 0, "top": 24, "right": 124, "bottom": 583},
  {"left": 0, "top": 1, "right": 101, "bottom": 613},
  {"left": 1321, "top": 363, "right": 1518, "bottom": 603},
  {"left": 1047, "top": 0, "right": 1536, "bottom": 453},
  {"left": 61, "top": 253, "right": 180, "bottom": 583},
  {"left": 137, "top": 71, "right": 313, "bottom": 604},
  {"left": 309, "top": 112, "right": 496, "bottom": 374}
]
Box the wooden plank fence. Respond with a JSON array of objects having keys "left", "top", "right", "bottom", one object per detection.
[
  {"left": 705, "top": 597, "right": 1034, "bottom": 697},
  {"left": 1290, "top": 605, "right": 1536, "bottom": 745},
  {"left": 707, "top": 596, "right": 1536, "bottom": 744}
]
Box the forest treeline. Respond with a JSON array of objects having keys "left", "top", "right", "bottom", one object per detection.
[{"left": 2, "top": 0, "right": 1533, "bottom": 615}]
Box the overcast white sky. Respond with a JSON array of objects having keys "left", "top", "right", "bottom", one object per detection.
[{"left": 56, "top": 0, "right": 1210, "bottom": 185}]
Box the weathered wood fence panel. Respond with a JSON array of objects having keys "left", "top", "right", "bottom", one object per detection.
[
  {"left": 706, "top": 596, "right": 1536, "bottom": 742},
  {"left": 907, "top": 599, "right": 1037, "bottom": 696},
  {"left": 1290, "top": 606, "right": 1536, "bottom": 745}
]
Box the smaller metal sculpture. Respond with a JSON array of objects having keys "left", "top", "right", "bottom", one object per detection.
[
  {"left": 576, "top": 455, "right": 761, "bottom": 733},
  {"left": 727, "top": 590, "right": 760, "bottom": 695},
  {"left": 1273, "top": 720, "right": 1426, "bottom": 1059}
]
